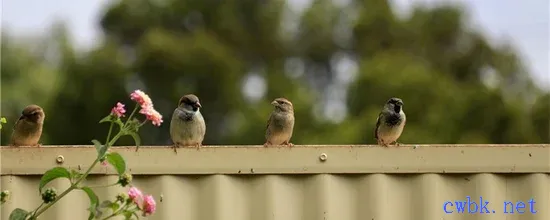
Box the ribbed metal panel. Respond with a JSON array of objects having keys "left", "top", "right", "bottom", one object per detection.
[{"left": 1, "top": 145, "right": 549, "bottom": 220}]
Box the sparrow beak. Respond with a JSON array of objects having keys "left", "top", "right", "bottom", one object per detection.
[
  {"left": 194, "top": 102, "right": 202, "bottom": 108},
  {"left": 271, "top": 100, "right": 278, "bottom": 106}
]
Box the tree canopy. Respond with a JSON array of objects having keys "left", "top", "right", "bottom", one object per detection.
[{"left": 1, "top": 0, "right": 548, "bottom": 145}]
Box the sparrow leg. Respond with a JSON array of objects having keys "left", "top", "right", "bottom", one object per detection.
[
  {"left": 390, "top": 141, "right": 401, "bottom": 146},
  {"left": 282, "top": 141, "right": 294, "bottom": 147},
  {"left": 172, "top": 143, "right": 179, "bottom": 154},
  {"left": 195, "top": 143, "right": 202, "bottom": 150},
  {"left": 263, "top": 141, "right": 271, "bottom": 147}
]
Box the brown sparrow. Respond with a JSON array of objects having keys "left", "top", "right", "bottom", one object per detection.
[
  {"left": 169, "top": 94, "right": 206, "bottom": 153},
  {"left": 10, "top": 104, "right": 45, "bottom": 147},
  {"left": 265, "top": 98, "right": 295, "bottom": 147}
]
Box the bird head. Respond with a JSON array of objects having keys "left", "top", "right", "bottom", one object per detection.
[
  {"left": 271, "top": 98, "right": 293, "bottom": 112},
  {"left": 20, "top": 105, "right": 45, "bottom": 124},
  {"left": 385, "top": 97, "right": 404, "bottom": 113},
  {"left": 178, "top": 94, "right": 202, "bottom": 112}
]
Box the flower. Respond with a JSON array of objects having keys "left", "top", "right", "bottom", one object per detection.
[
  {"left": 111, "top": 102, "right": 126, "bottom": 118},
  {"left": 130, "top": 90, "right": 153, "bottom": 108},
  {"left": 128, "top": 187, "right": 143, "bottom": 205},
  {"left": 139, "top": 106, "right": 163, "bottom": 126},
  {"left": 142, "top": 195, "right": 156, "bottom": 216}
]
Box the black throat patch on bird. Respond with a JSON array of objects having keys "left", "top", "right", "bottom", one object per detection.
[
  {"left": 385, "top": 113, "right": 402, "bottom": 126},
  {"left": 183, "top": 112, "right": 195, "bottom": 121}
]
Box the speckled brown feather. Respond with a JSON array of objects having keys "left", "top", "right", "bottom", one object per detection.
[
  {"left": 10, "top": 105, "right": 45, "bottom": 147},
  {"left": 265, "top": 98, "right": 295, "bottom": 147}
]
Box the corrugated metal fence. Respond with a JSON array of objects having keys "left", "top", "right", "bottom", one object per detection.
[{"left": 1, "top": 145, "right": 549, "bottom": 220}]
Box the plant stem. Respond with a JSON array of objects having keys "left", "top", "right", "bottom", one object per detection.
[
  {"left": 32, "top": 104, "right": 140, "bottom": 217},
  {"left": 33, "top": 130, "right": 122, "bottom": 216},
  {"left": 105, "top": 121, "right": 114, "bottom": 144},
  {"left": 127, "top": 104, "right": 139, "bottom": 124},
  {"left": 101, "top": 202, "right": 132, "bottom": 220},
  {"left": 29, "top": 202, "right": 44, "bottom": 217}
]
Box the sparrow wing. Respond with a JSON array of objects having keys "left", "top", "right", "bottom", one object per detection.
[
  {"left": 266, "top": 113, "right": 274, "bottom": 131},
  {"left": 374, "top": 112, "right": 383, "bottom": 140},
  {"left": 13, "top": 115, "right": 24, "bottom": 130}
]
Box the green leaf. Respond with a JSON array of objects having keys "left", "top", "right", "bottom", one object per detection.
[
  {"left": 127, "top": 131, "right": 141, "bottom": 148},
  {"left": 114, "top": 118, "right": 125, "bottom": 130},
  {"left": 9, "top": 208, "right": 29, "bottom": 220},
  {"left": 125, "top": 118, "right": 141, "bottom": 133},
  {"left": 105, "top": 152, "right": 126, "bottom": 175},
  {"left": 99, "top": 115, "right": 113, "bottom": 124},
  {"left": 92, "top": 139, "right": 108, "bottom": 159},
  {"left": 39, "top": 167, "right": 71, "bottom": 193},
  {"left": 123, "top": 210, "right": 133, "bottom": 220},
  {"left": 0, "top": 117, "right": 7, "bottom": 123},
  {"left": 81, "top": 187, "right": 99, "bottom": 220}
]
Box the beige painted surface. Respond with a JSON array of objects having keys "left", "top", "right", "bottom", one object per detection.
[{"left": 1, "top": 145, "right": 549, "bottom": 220}]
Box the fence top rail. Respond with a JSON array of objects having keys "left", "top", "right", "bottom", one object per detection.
[{"left": 1, "top": 145, "right": 549, "bottom": 175}]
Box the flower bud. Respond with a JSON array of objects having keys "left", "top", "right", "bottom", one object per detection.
[
  {"left": 116, "top": 193, "right": 126, "bottom": 203},
  {"left": 0, "top": 190, "right": 11, "bottom": 203},
  {"left": 41, "top": 188, "right": 57, "bottom": 203},
  {"left": 118, "top": 173, "right": 133, "bottom": 187}
]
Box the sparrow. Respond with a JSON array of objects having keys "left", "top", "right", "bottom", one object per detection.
[
  {"left": 265, "top": 98, "right": 295, "bottom": 147},
  {"left": 375, "top": 97, "right": 406, "bottom": 147},
  {"left": 169, "top": 94, "right": 206, "bottom": 153},
  {"left": 10, "top": 104, "right": 45, "bottom": 147}
]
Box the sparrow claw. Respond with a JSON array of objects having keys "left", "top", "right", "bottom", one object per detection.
[
  {"left": 263, "top": 142, "right": 271, "bottom": 147},
  {"left": 172, "top": 144, "right": 179, "bottom": 154},
  {"left": 196, "top": 143, "right": 202, "bottom": 150}
]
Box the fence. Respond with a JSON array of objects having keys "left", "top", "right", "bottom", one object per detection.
[{"left": 1, "top": 145, "right": 549, "bottom": 220}]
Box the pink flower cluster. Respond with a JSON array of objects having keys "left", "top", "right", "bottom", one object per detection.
[
  {"left": 109, "top": 90, "right": 163, "bottom": 126},
  {"left": 128, "top": 186, "right": 157, "bottom": 216},
  {"left": 111, "top": 102, "right": 126, "bottom": 118},
  {"left": 130, "top": 90, "right": 163, "bottom": 126}
]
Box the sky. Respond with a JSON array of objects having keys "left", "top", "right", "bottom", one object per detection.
[{"left": 2, "top": 0, "right": 549, "bottom": 90}]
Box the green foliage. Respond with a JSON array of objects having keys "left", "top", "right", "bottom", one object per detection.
[
  {"left": 105, "top": 152, "right": 126, "bottom": 175},
  {"left": 4, "top": 91, "right": 159, "bottom": 219},
  {"left": 0, "top": 117, "right": 6, "bottom": 130},
  {"left": 39, "top": 167, "right": 71, "bottom": 193},
  {"left": 92, "top": 140, "right": 108, "bottom": 160},
  {"left": 9, "top": 208, "right": 29, "bottom": 220},
  {"left": 1, "top": 0, "right": 549, "bottom": 147},
  {"left": 80, "top": 187, "right": 100, "bottom": 220}
]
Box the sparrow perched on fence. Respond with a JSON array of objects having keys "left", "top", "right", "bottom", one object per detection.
[
  {"left": 265, "top": 98, "right": 295, "bottom": 147},
  {"left": 375, "top": 97, "right": 406, "bottom": 147},
  {"left": 169, "top": 94, "right": 206, "bottom": 153},
  {"left": 10, "top": 104, "right": 45, "bottom": 147}
]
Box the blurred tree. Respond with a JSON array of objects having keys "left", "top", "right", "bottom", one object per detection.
[{"left": 1, "top": 0, "right": 548, "bottom": 145}]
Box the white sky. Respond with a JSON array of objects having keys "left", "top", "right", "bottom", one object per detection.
[{"left": 2, "top": 0, "right": 548, "bottom": 90}]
